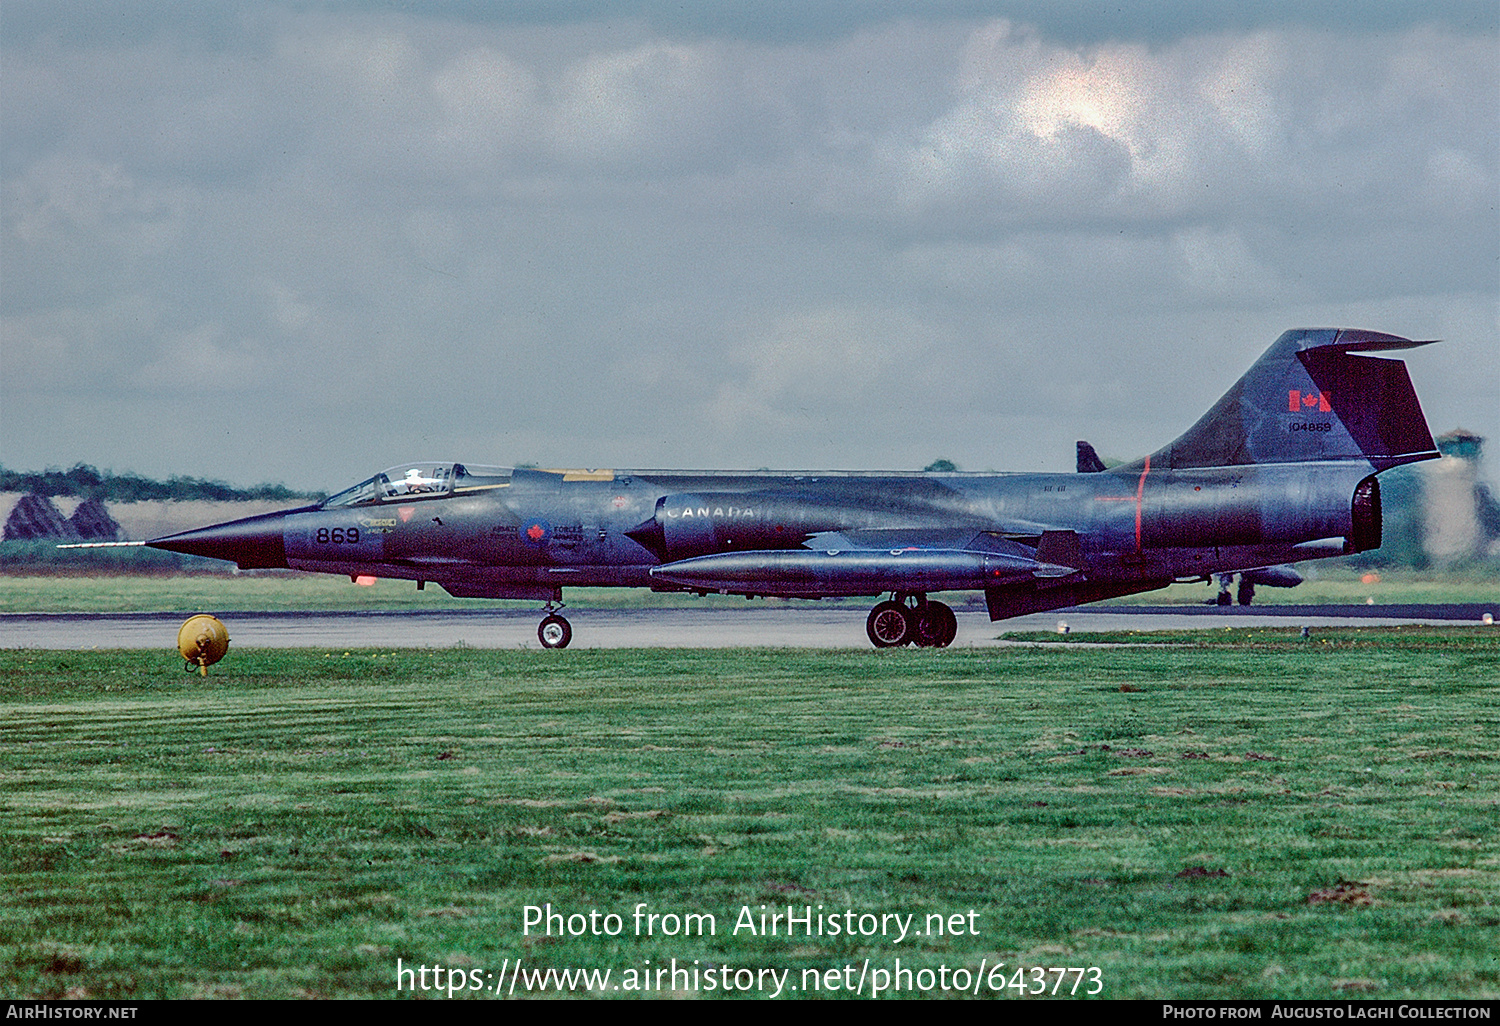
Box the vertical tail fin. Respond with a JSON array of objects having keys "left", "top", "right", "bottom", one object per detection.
[
  {"left": 1150, "top": 329, "right": 1439, "bottom": 471},
  {"left": 1076, "top": 440, "right": 1108, "bottom": 473}
]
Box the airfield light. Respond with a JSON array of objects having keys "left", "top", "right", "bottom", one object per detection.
[{"left": 178, "top": 615, "right": 229, "bottom": 676}]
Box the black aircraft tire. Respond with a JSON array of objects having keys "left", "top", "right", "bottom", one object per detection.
[
  {"left": 913, "top": 602, "right": 958, "bottom": 648},
  {"left": 931, "top": 602, "right": 958, "bottom": 648},
  {"left": 867, "top": 601, "right": 912, "bottom": 648},
  {"left": 538, "top": 614, "right": 572, "bottom": 649}
]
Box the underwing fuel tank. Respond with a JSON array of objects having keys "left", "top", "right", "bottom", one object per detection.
[
  {"left": 1241, "top": 564, "right": 1305, "bottom": 588},
  {"left": 650, "top": 547, "right": 1074, "bottom": 597}
]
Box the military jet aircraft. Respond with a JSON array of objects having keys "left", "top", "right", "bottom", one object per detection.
[{"left": 146, "top": 328, "right": 1438, "bottom": 648}]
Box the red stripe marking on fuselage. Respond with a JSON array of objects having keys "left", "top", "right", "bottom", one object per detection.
[
  {"left": 1134, "top": 455, "right": 1151, "bottom": 553},
  {"left": 1093, "top": 457, "right": 1152, "bottom": 552}
]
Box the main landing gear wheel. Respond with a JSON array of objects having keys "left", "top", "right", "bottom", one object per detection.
[
  {"left": 914, "top": 601, "right": 958, "bottom": 648},
  {"left": 538, "top": 614, "right": 572, "bottom": 649},
  {"left": 866, "top": 600, "right": 912, "bottom": 647},
  {"left": 867, "top": 594, "right": 958, "bottom": 648}
]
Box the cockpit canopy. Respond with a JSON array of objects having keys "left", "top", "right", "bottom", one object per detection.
[{"left": 321, "top": 463, "right": 512, "bottom": 508}]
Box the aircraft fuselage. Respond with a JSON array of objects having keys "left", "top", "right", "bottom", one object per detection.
[{"left": 145, "top": 328, "right": 1437, "bottom": 648}]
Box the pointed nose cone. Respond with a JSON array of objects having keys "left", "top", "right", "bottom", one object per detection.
[{"left": 147, "top": 507, "right": 308, "bottom": 569}]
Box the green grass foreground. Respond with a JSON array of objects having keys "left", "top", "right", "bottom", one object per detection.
[{"left": 2, "top": 635, "right": 1497, "bottom": 1000}]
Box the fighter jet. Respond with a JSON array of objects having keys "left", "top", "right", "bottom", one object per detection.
[{"left": 146, "top": 328, "right": 1438, "bottom": 648}]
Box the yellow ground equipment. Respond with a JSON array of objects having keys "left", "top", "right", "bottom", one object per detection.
[{"left": 178, "top": 615, "right": 229, "bottom": 675}]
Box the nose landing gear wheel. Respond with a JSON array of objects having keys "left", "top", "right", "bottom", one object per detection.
[
  {"left": 866, "top": 600, "right": 912, "bottom": 647},
  {"left": 538, "top": 614, "right": 572, "bottom": 649}
]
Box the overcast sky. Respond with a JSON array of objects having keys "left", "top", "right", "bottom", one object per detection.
[{"left": 3, "top": 1, "right": 1496, "bottom": 491}]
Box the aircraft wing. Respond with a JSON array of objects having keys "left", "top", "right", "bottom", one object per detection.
[{"left": 648, "top": 528, "right": 1079, "bottom": 597}]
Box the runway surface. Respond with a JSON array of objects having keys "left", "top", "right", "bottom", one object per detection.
[{"left": 3, "top": 603, "right": 1493, "bottom": 650}]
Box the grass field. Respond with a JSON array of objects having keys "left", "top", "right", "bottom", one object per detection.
[{"left": 2, "top": 631, "right": 1497, "bottom": 1000}]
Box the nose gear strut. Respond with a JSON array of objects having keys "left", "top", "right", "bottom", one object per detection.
[{"left": 537, "top": 598, "right": 572, "bottom": 649}]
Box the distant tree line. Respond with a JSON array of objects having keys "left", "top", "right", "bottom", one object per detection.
[{"left": 0, "top": 463, "right": 321, "bottom": 503}]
